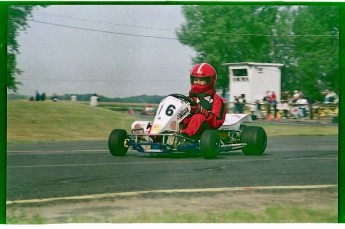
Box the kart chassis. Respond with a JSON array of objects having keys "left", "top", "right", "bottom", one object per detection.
[{"left": 108, "top": 94, "right": 267, "bottom": 159}]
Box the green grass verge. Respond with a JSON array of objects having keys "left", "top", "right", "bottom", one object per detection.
[
  {"left": 7, "top": 100, "right": 137, "bottom": 143},
  {"left": 7, "top": 211, "right": 46, "bottom": 224},
  {"left": 111, "top": 206, "right": 337, "bottom": 223},
  {"left": 247, "top": 122, "right": 338, "bottom": 136},
  {"left": 88, "top": 101, "right": 158, "bottom": 111},
  {"left": 7, "top": 100, "right": 338, "bottom": 144},
  {"left": 7, "top": 204, "right": 337, "bottom": 223}
]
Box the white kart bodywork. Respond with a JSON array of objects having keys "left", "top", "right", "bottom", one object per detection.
[
  {"left": 132, "top": 95, "right": 191, "bottom": 134},
  {"left": 220, "top": 114, "right": 252, "bottom": 130},
  {"left": 131, "top": 95, "right": 252, "bottom": 134}
]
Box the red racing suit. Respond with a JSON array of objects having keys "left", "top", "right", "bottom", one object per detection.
[{"left": 181, "top": 93, "right": 226, "bottom": 137}]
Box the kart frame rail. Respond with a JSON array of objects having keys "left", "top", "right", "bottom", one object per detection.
[{"left": 126, "top": 132, "right": 247, "bottom": 154}]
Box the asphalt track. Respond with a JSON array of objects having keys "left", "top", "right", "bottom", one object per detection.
[{"left": 6, "top": 134, "right": 338, "bottom": 203}]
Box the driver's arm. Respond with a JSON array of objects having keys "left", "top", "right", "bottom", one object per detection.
[{"left": 204, "top": 94, "right": 226, "bottom": 129}]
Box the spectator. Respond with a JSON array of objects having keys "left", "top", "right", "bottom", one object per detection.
[
  {"left": 41, "top": 92, "right": 46, "bottom": 101},
  {"left": 281, "top": 100, "right": 289, "bottom": 119},
  {"left": 297, "top": 95, "right": 308, "bottom": 119},
  {"left": 35, "top": 90, "right": 40, "bottom": 101},
  {"left": 292, "top": 90, "right": 300, "bottom": 103},
  {"left": 298, "top": 90, "right": 305, "bottom": 98},
  {"left": 254, "top": 100, "right": 263, "bottom": 119},
  {"left": 90, "top": 93, "right": 99, "bottom": 106},
  {"left": 263, "top": 91, "right": 270, "bottom": 101},
  {"left": 312, "top": 99, "right": 322, "bottom": 119},
  {"left": 324, "top": 90, "right": 338, "bottom": 104},
  {"left": 263, "top": 91, "right": 271, "bottom": 120},
  {"left": 333, "top": 93, "right": 339, "bottom": 104},
  {"left": 238, "top": 94, "right": 246, "bottom": 113},
  {"left": 270, "top": 91, "right": 276, "bottom": 101},
  {"left": 249, "top": 102, "right": 256, "bottom": 118},
  {"left": 233, "top": 96, "right": 240, "bottom": 113},
  {"left": 52, "top": 93, "right": 58, "bottom": 102},
  {"left": 269, "top": 91, "right": 278, "bottom": 120},
  {"left": 281, "top": 91, "right": 291, "bottom": 101}
]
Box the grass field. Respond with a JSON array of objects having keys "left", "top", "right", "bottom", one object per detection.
[
  {"left": 6, "top": 188, "right": 338, "bottom": 223},
  {"left": 7, "top": 100, "right": 138, "bottom": 143}
]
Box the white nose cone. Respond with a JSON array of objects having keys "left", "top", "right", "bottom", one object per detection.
[{"left": 149, "top": 96, "right": 190, "bottom": 134}]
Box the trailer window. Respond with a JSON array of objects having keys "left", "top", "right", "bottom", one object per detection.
[
  {"left": 232, "top": 69, "right": 248, "bottom": 76},
  {"left": 232, "top": 69, "right": 249, "bottom": 82}
]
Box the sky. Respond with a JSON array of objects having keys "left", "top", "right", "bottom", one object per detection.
[{"left": 15, "top": 5, "right": 196, "bottom": 98}]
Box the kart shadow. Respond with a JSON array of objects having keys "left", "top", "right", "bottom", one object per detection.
[
  {"left": 139, "top": 152, "right": 203, "bottom": 159},
  {"left": 137, "top": 151, "right": 271, "bottom": 159},
  {"left": 219, "top": 152, "right": 272, "bottom": 157}
]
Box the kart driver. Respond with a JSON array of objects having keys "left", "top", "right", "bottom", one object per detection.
[{"left": 181, "top": 63, "right": 226, "bottom": 139}]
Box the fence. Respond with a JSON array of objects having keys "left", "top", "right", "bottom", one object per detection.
[{"left": 228, "top": 102, "right": 339, "bottom": 122}]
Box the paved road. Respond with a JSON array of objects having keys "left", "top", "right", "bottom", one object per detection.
[{"left": 6, "top": 136, "right": 338, "bottom": 201}]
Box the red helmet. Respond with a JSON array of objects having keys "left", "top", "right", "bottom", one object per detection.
[{"left": 190, "top": 63, "right": 217, "bottom": 94}]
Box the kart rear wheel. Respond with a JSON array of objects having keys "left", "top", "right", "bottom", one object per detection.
[
  {"left": 240, "top": 124, "right": 247, "bottom": 131},
  {"left": 108, "top": 129, "right": 129, "bottom": 156},
  {"left": 200, "top": 130, "right": 220, "bottom": 159},
  {"left": 240, "top": 126, "right": 267, "bottom": 155}
]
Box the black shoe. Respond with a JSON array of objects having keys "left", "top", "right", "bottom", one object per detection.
[
  {"left": 181, "top": 132, "right": 189, "bottom": 138},
  {"left": 181, "top": 132, "right": 199, "bottom": 143}
]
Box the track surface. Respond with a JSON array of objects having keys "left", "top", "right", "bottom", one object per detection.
[{"left": 6, "top": 136, "right": 338, "bottom": 201}]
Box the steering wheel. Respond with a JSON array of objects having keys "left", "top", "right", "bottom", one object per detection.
[{"left": 168, "top": 94, "right": 197, "bottom": 106}]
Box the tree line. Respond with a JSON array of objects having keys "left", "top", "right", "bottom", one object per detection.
[
  {"left": 176, "top": 5, "right": 339, "bottom": 102},
  {"left": 8, "top": 93, "right": 164, "bottom": 104}
]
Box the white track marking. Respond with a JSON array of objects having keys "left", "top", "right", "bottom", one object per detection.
[
  {"left": 6, "top": 184, "right": 337, "bottom": 205},
  {"left": 7, "top": 150, "right": 108, "bottom": 155}
]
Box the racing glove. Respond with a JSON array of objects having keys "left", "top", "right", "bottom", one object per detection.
[
  {"left": 190, "top": 103, "right": 202, "bottom": 114},
  {"left": 190, "top": 103, "right": 210, "bottom": 118}
]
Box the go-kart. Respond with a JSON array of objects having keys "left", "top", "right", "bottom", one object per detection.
[{"left": 108, "top": 94, "right": 267, "bottom": 159}]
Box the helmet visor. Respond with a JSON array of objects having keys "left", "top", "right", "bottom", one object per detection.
[{"left": 190, "top": 76, "right": 211, "bottom": 85}]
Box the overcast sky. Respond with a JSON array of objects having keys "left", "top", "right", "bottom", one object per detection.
[{"left": 16, "top": 5, "right": 196, "bottom": 98}]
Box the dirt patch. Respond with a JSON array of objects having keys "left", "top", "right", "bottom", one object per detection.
[{"left": 7, "top": 188, "right": 337, "bottom": 223}]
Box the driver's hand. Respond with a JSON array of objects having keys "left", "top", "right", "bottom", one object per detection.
[{"left": 190, "top": 103, "right": 202, "bottom": 114}]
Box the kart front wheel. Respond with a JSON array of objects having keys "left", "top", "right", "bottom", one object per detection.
[
  {"left": 240, "top": 126, "right": 267, "bottom": 155},
  {"left": 108, "top": 129, "right": 129, "bottom": 156},
  {"left": 200, "top": 130, "right": 220, "bottom": 159}
]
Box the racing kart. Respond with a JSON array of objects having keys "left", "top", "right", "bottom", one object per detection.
[{"left": 108, "top": 94, "right": 267, "bottom": 159}]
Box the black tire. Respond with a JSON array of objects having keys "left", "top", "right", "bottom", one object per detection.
[
  {"left": 200, "top": 130, "right": 220, "bottom": 159},
  {"left": 240, "top": 126, "right": 267, "bottom": 155},
  {"left": 108, "top": 129, "right": 129, "bottom": 156},
  {"left": 240, "top": 124, "right": 247, "bottom": 131}
]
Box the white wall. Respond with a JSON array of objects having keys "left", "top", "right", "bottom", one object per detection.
[
  {"left": 228, "top": 63, "right": 282, "bottom": 103},
  {"left": 250, "top": 66, "right": 281, "bottom": 102}
]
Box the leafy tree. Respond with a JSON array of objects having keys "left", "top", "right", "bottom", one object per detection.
[
  {"left": 177, "top": 5, "right": 339, "bottom": 102},
  {"left": 292, "top": 5, "right": 339, "bottom": 101},
  {"left": 7, "top": 5, "right": 36, "bottom": 92},
  {"left": 177, "top": 5, "right": 284, "bottom": 95}
]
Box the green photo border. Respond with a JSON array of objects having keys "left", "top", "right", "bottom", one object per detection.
[{"left": 0, "top": 1, "right": 343, "bottom": 224}]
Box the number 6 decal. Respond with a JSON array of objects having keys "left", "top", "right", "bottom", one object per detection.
[{"left": 165, "top": 104, "right": 176, "bottom": 116}]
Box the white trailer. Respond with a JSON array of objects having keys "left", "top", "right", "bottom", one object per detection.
[{"left": 225, "top": 62, "right": 283, "bottom": 103}]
